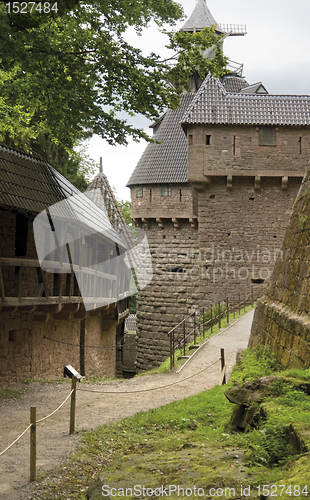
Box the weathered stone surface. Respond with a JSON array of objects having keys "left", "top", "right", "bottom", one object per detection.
[{"left": 225, "top": 376, "right": 278, "bottom": 407}]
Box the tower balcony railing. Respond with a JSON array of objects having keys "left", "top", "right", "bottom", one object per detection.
[{"left": 219, "top": 24, "right": 247, "bottom": 36}]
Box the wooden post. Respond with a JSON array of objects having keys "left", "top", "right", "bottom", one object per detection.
[
  {"left": 218, "top": 301, "right": 221, "bottom": 329},
  {"left": 238, "top": 293, "right": 241, "bottom": 316},
  {"left": 70, "top": 376, "right": 77, "bottom": 434},
  {"left": 233, "top": 295, "right": 235, "bottom": 319},
  {"left": 251, "top": 286, "right": 254, "bottom": 308},
  {"left": 220, "top": 348, "right": 226, "bottom": 385},
  {"left": 210, "top": 304, "right": 213, "bottom": 333},
  {"left": 170, "top": 332, "right": 173, "bottom": 370},
  {"left": 244, "top": 291, "right": 246, "bottom": 313},
  {"left": 202, "top": 308, "right": 205, "bottom": 339},
  {"left": 193, "top": 312, "right": 196, "bottom": 345},
  {"left": 226, "top": 296, "right": 229, "bottom": 325},
  {"left": 0, "top": 266, "right": 5, "bottom": 302},
  {"left": 183, "top": 321, "right": 186, "bottom": 356},
  {"left": 30, "top": 406, "right": 36, "bottom": 482}
]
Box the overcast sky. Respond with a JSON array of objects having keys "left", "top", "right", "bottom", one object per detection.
[{"left": 85, "top": 0, "right": 310, "bottom": 201}]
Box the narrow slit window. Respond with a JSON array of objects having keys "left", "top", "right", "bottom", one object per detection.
[
  {"left": 179, "top": 189, "right": 182, "bottom": 202},
  {"left": 299, "top": 137, "right": 302, "bottom": 154},
  {"left": 15, "top": 214, "right": 28, "bottom": 257},
  {"left": 206, "top": 135, "right": 211, "bottom": 145},
  {"left": 149, "top": 189, "right": 152, "bottom": 202},
  {"left": 233, "top": 136, "right": 236, "bottom": 155},
  {"left": 188, "top": 134, "right": 193, "bottom": 145}
]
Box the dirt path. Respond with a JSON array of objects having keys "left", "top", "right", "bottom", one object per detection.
[{"left": 0, "top": 310, "right": 254, "bottom": 500}]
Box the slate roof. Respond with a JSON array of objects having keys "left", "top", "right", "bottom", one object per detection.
[
  {"left": 180, "top": 0, "right": 223, "bottom": 33},
  {"left": 220, "top": 74, "right": 249, "bottom": 93},
  {"left": 86, "top": 173, "right": 134, "bottom": 250},
  {"left": 0, "top": 143, "right": 126, "bottom": 248},
  {"left": 126, "top": 94, "right": 194, "bottom": 187},
  {"left": 239, "top": 82, "right": 268, "bottom": 94},
  {"left": 182, "top": 74, "right": 310, "bottom": 126}
]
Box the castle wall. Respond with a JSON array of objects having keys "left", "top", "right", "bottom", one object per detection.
[
  {"left": 196, "top": 176, "right": 302, "bottom": 302},
  {"left": 249, "top": 169, "right": 310, "bottom": 368},
  {"left": 131, "top": 184, "right": 196, "bottom": 220},
  {"left": 0, "top": 308, "right": 117, "bottom": 386},
  {"left": 187, "top": 124, "right": 310, "bottom": 182},
  {"left": 135, "top": 219, "right": 199, "bottom": 371},
  {"left": 0, "top": 209, "right": 120, "bottom": 385}
]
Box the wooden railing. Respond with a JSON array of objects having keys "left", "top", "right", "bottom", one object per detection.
[{"left": 0, "top": 257, "right": 129, "bottom": 308}]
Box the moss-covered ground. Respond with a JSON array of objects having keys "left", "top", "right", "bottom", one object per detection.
[{"left": 31, "top": 347, "right": 310, "bottom": 500}]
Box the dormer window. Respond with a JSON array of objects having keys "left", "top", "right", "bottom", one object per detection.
[{"left": 136, "top": 186, "right": 143, "bottom": 198}]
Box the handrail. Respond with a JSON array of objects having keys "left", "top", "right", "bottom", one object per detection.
[{"left": 169, "top": 288, "right": 255, "bottom": 369}]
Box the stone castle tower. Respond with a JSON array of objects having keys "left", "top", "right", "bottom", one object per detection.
[{"left": 127, "top": 0, "right": 310, "bottom": 372}]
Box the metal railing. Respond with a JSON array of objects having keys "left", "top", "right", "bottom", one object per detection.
[
  {"left": 219, "top": 24, "right": 247, "bottom": 35},
  {"left": 168, "top": 287, "right": 255, "bottom": 369}
]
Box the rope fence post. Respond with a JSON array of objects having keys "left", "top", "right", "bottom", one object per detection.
[
  {"left": 183, "top": 320, "right": 186, "bottom": 356},
  {"left": 226, "top": 296, "right": 229, "bottom": 325},
  {"left": 30, "top": 406, "right": 36, "bottom": 482},
  {"left": 233, "top": 295, "right": 235, "bottom": 319},
  {"left": 210, "top": 304, "right": 213, "bottom": 334},
  {"left": 202, "top": 308, "right": 205, "bottom": 339},
  {"left": 244, "top": 291, "right": 246, "bottom": 313},
  {"left": 69, "top": 376, "right": 77, "bottom": 435},
  {"left": 238, "top": 293, "right": 241, "bottom": 316},
  {"left": 193, "top": 312, "right": 196, "bottom": 345},
  {"left": 220, "top": 348, "right": 226, "bottom": 385},
  {"left": 251, "top": 286, "right": 254, "bottom": 308},
  {"left": 218, "top": 301, "right": 221, "bottom": 329}
]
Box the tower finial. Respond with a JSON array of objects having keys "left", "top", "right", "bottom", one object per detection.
[{"left": 99, "top": 157, "right": 103, "bottom": 173}]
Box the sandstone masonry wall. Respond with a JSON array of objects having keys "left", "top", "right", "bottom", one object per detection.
[
  {"left": 131, "top": 184, "right": 196, "bottom": 220},
  {"left": 135, "top": 219, "right": 199, "bottom": 371},
  {"left": 0, "top": 309, "right": 117, "bottom": 385},
  {"left": 249, "top": 169, "right": 310, "bottom": 368},
  {"left": 197, "top": 176, "right": 301, "bottom": 302}
]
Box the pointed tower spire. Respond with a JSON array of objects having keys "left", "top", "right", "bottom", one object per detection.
[
  {"left": 180, "top": 0, "right": 223, "bottom": 34},
  {"left": 181, "top": 0, "right": 246, "bottom": 37}
]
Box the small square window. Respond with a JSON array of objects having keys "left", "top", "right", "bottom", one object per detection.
[
  {"left": 258, "top": 126, "right": 276, "bottom": 146},
  {"left": 136, "top": 186, "right": 143, "bottom": 198},
  {"left": 159, "top": 185, "right": 172, "bottom": 197},
  {"left": 9, "top": 331, "right": 16, "bottom": 342}
]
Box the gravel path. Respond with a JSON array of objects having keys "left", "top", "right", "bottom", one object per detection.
[{"left": 0, "top": 310, "right": 254, "bottom": 500}]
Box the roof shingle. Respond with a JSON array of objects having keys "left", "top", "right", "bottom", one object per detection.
[{"left": 182, "top": 74, "right": 310, "bottom": 126}]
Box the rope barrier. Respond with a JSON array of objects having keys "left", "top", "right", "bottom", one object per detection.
[
  {"left": 36, "top": 389, "right": 74, "bottom": 423},
  {"left": 0, "top": 388, "right": 74, "bottom": 457},
  {"left": 0, "top": 424, "right": 32, "bottom": 457},
  {"left": 78, "top": 358, "right": 221, "bottom": 395},
  {"left": 43, "top": 336, "right": 120, "bottom": 349}
]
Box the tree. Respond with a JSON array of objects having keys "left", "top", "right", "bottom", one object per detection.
[{"left": 0, "top": 1, "right": 228, "bottom": 184}]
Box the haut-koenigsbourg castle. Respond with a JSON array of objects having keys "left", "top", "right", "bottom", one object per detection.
[{"left": 127, "top": 0, "right": 310, "bottom": 372}]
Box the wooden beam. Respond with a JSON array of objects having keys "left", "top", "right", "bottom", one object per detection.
[{"left": 0, "top": 266, "right": 5, "bottom": 302}]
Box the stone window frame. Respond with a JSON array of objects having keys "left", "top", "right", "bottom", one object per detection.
[
  {"left": 159, "top": 184, "right": 172, "bottom": 197},
  {"left": 136, "top": 186, "right": 143, "bottom": 198}
]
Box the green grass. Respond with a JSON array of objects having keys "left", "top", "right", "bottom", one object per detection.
[
  {"left": 140, "top": 304, "right": 254, "bottom": 375},
  {"left": 32, "top": 343, "right": 310, "bottom": 500},
  {"left": 0, "top": 387, "right": 23, "bottom": 401}
]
